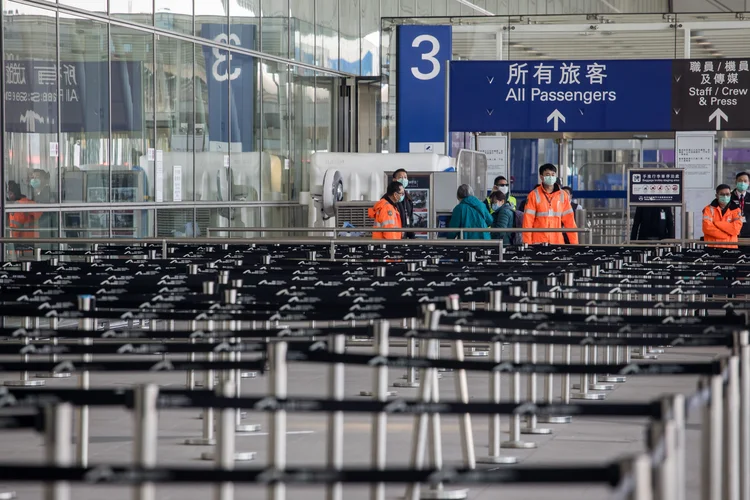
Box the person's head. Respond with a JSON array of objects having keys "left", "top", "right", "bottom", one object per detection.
[
  {"left": 489, "top": 190, "right": 506, "bottom": 211},
  {"left": 6, "top": 181, "right": 23, "bottom": 202},
  {"left": 30, "top": 169, "right": 49, "bottom": 191},
  {"left": 562, "top": 186, "right": 573, "bottom": 198},
  {"left": 539, "top": 164, "right": 558, "bottom": 188},
  {"left": 386, "top": 180, "right": 405, "bottom": 204},
  {"left": 492, "top": 176, "right": 510, "bottom": 195},
  {"left": 457, "top": 184, "right": 474, "bottom": 201},
  {"left": 393, "top": 169, "right": 408, "bottom": 189},
  {"left": 736, "top": 172, "right": 750, "bottom": 193},
  {"left": 717, "top": 184, "right": 732, "bottom": 207}
]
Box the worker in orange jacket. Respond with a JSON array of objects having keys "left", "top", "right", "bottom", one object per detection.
[
  {"left": 522, "top": 164, "right": 578, "bottom": 245},
  {"left": 703, "top": 184, "right": 743, "bottom": 248},
  {"left": 368, "top": 181, "right": 405, "bottom": 240},
  {"left": 6, "top": 181, "right": 41, "bottom": 239}
]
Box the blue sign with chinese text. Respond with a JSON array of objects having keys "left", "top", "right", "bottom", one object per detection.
[
  {"left": 201, "top": 23, "right": 257, "bottom": 152},
  {"left": 449, "top": 59, "right": 673, "bottom": 133},
  {"left": 397, "top": 25, "right": 452, "bottom": 152},
  {"left": 4, "top": 60, "right": 142, "bottom": 134}
]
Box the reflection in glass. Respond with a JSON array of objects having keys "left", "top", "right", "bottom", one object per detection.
[
  {"left": 3, "top": 1, "right": 59, "bottom": 217},
  {"left": 156, "top": 208, "right": 195, "bottom": 238},
  {"left": 360, "top": 0, "right": 380, "bottom": 76},
  {"left": 59, "top": 14, "right": 109, "bottom": 204},
  {"left": 261, "top": 0, "right": 288, "bottom": 58},
  {"left": 194, "top": 42, "right": 229, "bottom": 201},
  {"left": 156, "top": 0, "right": 193, "bottom": 35},
  {"left": 110, "top": 26, "right": 155, "bottom": 203},
  {"left": 315, "top": 73, "right": 335, "bottom": 153},
  {"left": 290, "top": 0, "right": 314, "bottom": 65},
  {"left": 110, "top": 0, "right": 153, "bottom": 25},
  {"left": 291, "top": 67, "right": 316, "bottom": 196},
  {"left": 262, "top": 61, "right": 289, "bottom": 161},
  {"left": 316, "top": 0, "right": 339, "bottom": 70},
  {"left": 339, "top": 0, "right": 360, "bottom": 74},
  {"left": 230, "top": 0, "right": 259, "bottom": 51},
  {"left": 59, "top": 0, "right": 107, "bottom": 14},
  {"left": 155, "top": 36, "right": 194, "bottom": 203},
  {"left": 196, "top": 0, "right": 229, "bottom": 43}
]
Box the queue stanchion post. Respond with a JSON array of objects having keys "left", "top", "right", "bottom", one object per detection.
[
  {"left": 395, "top": 318, "right": 420, "bottom": 389},
  {"left": 268, "top": 340, "right": 288, "bottom": 500},
  {"left": 133, "top": 384, "right": 159, "bottom": 500},
  {"left": 521, "top": 280, "right": 552, "bottom": 436},
  {"left": 738, "top": 331, "right": 750, "bottom": 500},
  {"left": 327, "top": 333, "right": 346, "bottom": 500},
  {"left": 725, "top": 354, "right": 741, "bottom": 500},
  {"left": 649, "top": 397, "right": 677, "bottom": 500},
  {"left": 502, "top": 341, "right": 536, "bottom": 450},
  {"left": 4, "top": 316, "right": 44, "bottom": 387},
  {"left": 44, "top": 402, "right": 73, "bottom": 500},
  {"left": 371, "top": 321, "right": 390, "bottom": 500},
  {"left": 36, "top": 317, "right": 69, "bottom": 380},
  {"left": 214, "top": 380, "right": 236, "bottom": 500},
  {"left": 76, "top": 295, "right": 95, "bottom": 467},
  {"left": 477, "top": 291, "right": 519, "bottom": 465},
  {"left": 571, "top": 333, "right": 606, "bottom": 401},
  {"left": 702, "top": 372, "right": 725, "bottom": 500},
  {"left": 185, "top": 348, "right": 216, "bottom": 446},
  {"left": 621, "top": 454, "right": 654, "bottom": 500}
]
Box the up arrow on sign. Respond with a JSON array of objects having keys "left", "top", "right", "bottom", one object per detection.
[
  {"left": 547, "top": 109, "right": 566, "bottom": 131},
  {"left": 709, "top": 108, "right": 728, "bottom": 131}
]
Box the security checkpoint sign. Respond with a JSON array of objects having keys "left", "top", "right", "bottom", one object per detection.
[
  {"left": 671, "top": 59, "right": 750, "bottom": 131},
  {"left": 449, "top": 60, "right": 673, "bottom": 133},
  {"left": 628, "top": 169, "right": 684, "bottom": 206}
]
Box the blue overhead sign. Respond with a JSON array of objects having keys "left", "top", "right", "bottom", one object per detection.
[
  {"left": 449, "top": 59, "right": 673, "bottom": 133},
  {"left": 397, "top": 25, "right": 452, "bottom": 152}
]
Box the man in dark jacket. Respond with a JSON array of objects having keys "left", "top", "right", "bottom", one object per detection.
[
  {"left": 630, "top": 206, "right": 675, "bottom": 241},
  {"left": 392, "top": 169, "right": 415, "bottom": 239},
  {"left": 730, "top": 171, "right": 750, "bottom": 238},
  {"left": 489, "top": 191, "right": 514, "bottom": 245}
]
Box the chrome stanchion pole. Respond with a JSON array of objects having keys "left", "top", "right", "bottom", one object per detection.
[
  {"left": 726, "top": 354, "right": 741, "bottom": 500},
  {"left": 623, "top": 454, "right": 654, "bottom": 500},
  {"left": 133, "top": 384, "right": 159, "bottom": 500},
  {"left": 673, "top": 394, "right": 687, "bottom": 500},
  {"left": 269, "top": 341, "right": 288, "bottom": 500},
  {"left": 702, "top": 373, "right": 725, "bottom": 500},
  {"left": 371, "top": 321, "right": 390, "bottom": 500},
  {"left": 521, "top": 281, "right": 551, "bottom": 436},
  {"left": 214, "top": 380, "right": 236, "bottom": 500},
  {"left": 327, "top": 334, "right": 346, "bottom": 500},
  {"left": 739, "top": 331, "right": 750, "bottom": 500},
  {"left": 502, "top": 341, "right": 536, "bottom": 450},
  {"left": 45, "top": 403, "right": 73, "bottom": 500},
  {"left": 76, "top": 295, "right": 94, "bottom": 467}
]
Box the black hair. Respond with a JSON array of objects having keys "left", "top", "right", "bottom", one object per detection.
[
  {"left": 539, "top": 163, "right": 557, "bottom": 175},
  {"left": 386, "top": 180, "right": 404, "bottom": 196},
  {"left": 490, "top": 191, "right": 507, "bottom": 203},
  {"left": 7, "top": 181, "right": 22, "bottom": 198},
  {"left": 735, "top": 172, "right": 750, "bottom": 181},
  {"left": 493, "top": 176, "right": 507, "bottom": 185},
  {"left": 562, "top": 186, "right": 573, "bottom": 193},
  {"left": 716, "top": 184, "right": 732, "bottom": 193},
  {"left": 393, "top": 169, "right": 407, "bottom": 179}
]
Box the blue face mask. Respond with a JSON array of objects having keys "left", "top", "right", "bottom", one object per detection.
[
  {"left": 30, "top": 179, "right": 41, "bottom": 189},
  {"left": 492, "top": 203, "right": 501, "bottom": 211},
  {"left": 543, "top": 175, "right": 557, "bottom": 186},
  {"left": 719, "top": 195, "right": 731, "bottom": 205},
  {"left": 398, "top": 194, "right": 405, "bottom": 203},
  {"left": 398, "top": 178, "right": 409, "bottom": 188},
  {"left": 737, "top": 181, "right": 748, "bottom": 192}
]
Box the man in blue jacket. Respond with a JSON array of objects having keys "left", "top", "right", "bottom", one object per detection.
[{"left": 448, "top": 184, "right": 493, "bottom": 240}]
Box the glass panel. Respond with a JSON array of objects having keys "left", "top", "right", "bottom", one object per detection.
[
  {"left": 3, "top": 2, "right": 59, "bottom": 220},
  {"left": 59, "top": 0, "right": 107, "bottom": 14},
  {"left": 230, "top": 0, "right": 260, "bottom": 51},
  {"left": 155, "top": 36, "right": 194, "bottom": 203},
  {"left": 291, "top": 66, "right": 316, "bottom": 196},
  {"left": 228, "top": 52, "right": 262, "bottom": 202},
  {"left": 360, "top": 0, "right": 379, "bottom": 76},
  {"left": 290, "top": 0, "right": 314, "bottom": 65},
  {"left": 196, "top": 1, "right": 229, "bottom": 43},
  {"left": 261, "top": 0, "right": 289, "bottom": 59},
  {"left": 112, "top": 209, "right": 153, "bottom": 238},
  {"left": 156, "top": 0, "right": 193, "bottom": 35},
  {"left": 63, "top": 209, "right": 108, "bottom": 239},
  {"left": 722, "top": 138, "right": 750, "bottom": 187},
  {"left": 315, "top": 73, "right": 335, "bottom": 153},
  {"left": 200, "top": 207, "right": 261, "bottom": 237},
  {"left": 339, "top": 0, "right": 359, "bottom": 74},
  {"left": 4, "top": 208, "right": 59, "bottom": 257},
  {"left": 194, "top": 42, "right": 229, "bottom": 201},
  {"left": 110, "top": 0, "right": 153, "bottom": 26},
  {"left": 262, "top": 61, "right": 289, "bottom": 158},
  {"left": 316, "top": 0, "right": 338, "bottom": 70},
  {"left": 59, "top": 14, "right": 109, "bottom": 205},
  {"left": 156, "top": 207, "right": 195, "bottom": 238},
  {"left": 110, "top": 26, "right": 154, "bottom": 203}
]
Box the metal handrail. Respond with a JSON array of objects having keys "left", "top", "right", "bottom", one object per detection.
[
  {"left": 206, "top": 227, "right": 591, "bottom": 236},
  {"left": 1, "top": 201, "right": 302, "bottom": 212}
]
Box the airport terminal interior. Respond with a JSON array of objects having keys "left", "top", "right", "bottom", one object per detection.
[{"left": 1, "top": 1, "right": 750, "bottom": 500}]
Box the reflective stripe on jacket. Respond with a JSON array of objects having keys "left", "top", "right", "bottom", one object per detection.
[
  {"left": 702, "top": 200, "right": 742, "bottom": 248},
  {"left": 368, "top": 198, "right": 402, "bottom": 240},
  {"left": 522, "top": 185, "right": 578, "bottom": 245},
  {"left": 8, "top": 198, "right": 41, "bottom": 239}
]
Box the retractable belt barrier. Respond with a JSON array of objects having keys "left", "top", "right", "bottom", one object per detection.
[{"left": 0, "top": 242, "right": 749, "bottom": 500}]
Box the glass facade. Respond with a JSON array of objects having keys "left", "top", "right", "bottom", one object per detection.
[{"left": 2, "top": 0, "right": 380, "bottom": 245}]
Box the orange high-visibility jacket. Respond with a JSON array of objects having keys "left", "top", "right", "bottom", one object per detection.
[
  {"left": 7, "top": 198, "right": 41, "bottom": 239},
  {"left": 368, "top": 197, "right": 403, "bottom": 240},
  {"left": 522, "top": 185, "right": 578, "bottom": 245},
  {"left": 702, "top": 200, "right": 743, "bottom": 248}
]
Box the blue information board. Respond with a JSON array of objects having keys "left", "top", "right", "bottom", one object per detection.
[
  {"left": 396, "top": 25, "right": 452, "bottom": 152},
  {"left": 449, "top": 59, "right": 673, "bottom": 133}
]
